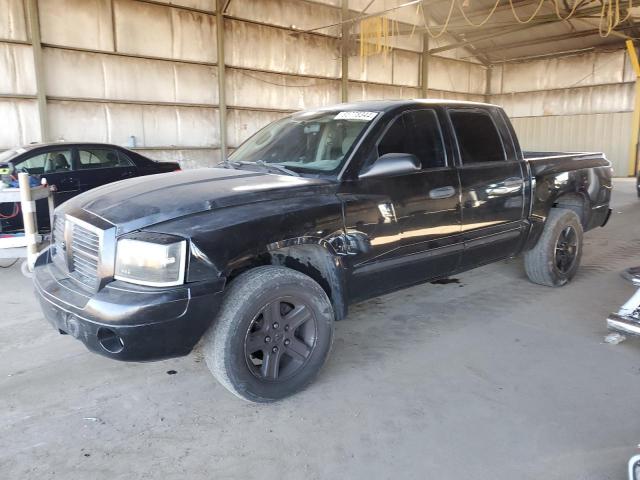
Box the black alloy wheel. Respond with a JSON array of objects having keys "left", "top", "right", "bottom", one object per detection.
[
  {"left": 244, "top": 297, "right": 317, "bottom": 381},
  {"left": 554, "top": 225, "right": 579, "bottom": 274},
  {"left": 202, "top": 266, "right": 334, "bottom": 402}
]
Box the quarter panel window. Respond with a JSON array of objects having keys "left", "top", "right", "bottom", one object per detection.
[
  {"left": 78, "top": 149, "right": 134, "bottom": 169},
  {"left": 449, "top": 110, "right": 506, "bottom": 164},
  {"left": 377, "top": 110, "right": 446, "bottom": 169}
]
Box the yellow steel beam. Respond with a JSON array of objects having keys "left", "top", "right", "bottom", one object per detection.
[
  {"left": 626, "top": 40, "right": 640, "bottom": 176},
  {"left": 628, "top": 40, "right": 640, "bottom": 75}
]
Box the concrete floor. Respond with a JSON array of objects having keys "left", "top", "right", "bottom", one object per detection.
[{"left": 1, "top": 179, "right": 640, "bottom": 480}]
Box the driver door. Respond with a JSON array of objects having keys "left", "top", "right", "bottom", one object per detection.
[{"left": 342, "top": 109, "right": 463, "bottom": 301}]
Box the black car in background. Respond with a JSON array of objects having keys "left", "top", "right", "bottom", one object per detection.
[{"left": 0, "top": 143, "right": 180, "bottom": 232}]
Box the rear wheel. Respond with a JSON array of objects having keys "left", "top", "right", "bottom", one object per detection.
[
  {"left": 524, "top": 208, "right": 583, "bottom": 287},
  {"left": 202, "top": 266, "right": 334, "bottom": 402}
]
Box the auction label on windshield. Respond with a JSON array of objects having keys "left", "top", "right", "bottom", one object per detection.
[{"left": 335, "top": 111, "right": 378, "bottom": 121}]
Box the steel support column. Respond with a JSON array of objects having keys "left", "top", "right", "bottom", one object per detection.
[
  {"left": 421, "top": 33, "right": 429, "bottom": 98},
  {"left": 626, "top": 39, "right": 640, "bottom": 177},
  {"left": 216, "top": 0, "right": 228, "bottom": 161},
  {"left": 341, "top": 0, "right": 349, "bottom": 102},
  {"left": 485, "top": 65, "right": 492, "bottom": 103},
  {"left": 25, "top": 0, "right": 48, "bottom": 142}
]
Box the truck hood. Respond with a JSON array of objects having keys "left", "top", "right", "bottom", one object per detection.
[{"left": 62, "top": 167, "right": 333, "bottom": 234}]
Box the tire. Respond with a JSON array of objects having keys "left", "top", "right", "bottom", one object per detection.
[
  {"left": 202, "top": 266, "right": 335, "bottom": 403},
  {"left": 524, "top": 208, "right": 583, "bottom": 287}
]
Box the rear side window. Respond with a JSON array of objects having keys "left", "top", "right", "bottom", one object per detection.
[
  {"left": 450, "top": 110, "right": 506, "bottom": 164},
  {"left": 378, "top": 110, "right": 446, "bottom": 169},
  {"left": 78, "top": 149, "right": 134, "bottom": 169}
]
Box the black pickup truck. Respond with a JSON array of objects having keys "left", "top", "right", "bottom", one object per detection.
[{"left": 33, "top": 100, "right": 612, "bottom": 402}]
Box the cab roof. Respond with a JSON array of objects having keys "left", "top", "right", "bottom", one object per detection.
[{"left": 313, "top": 99, "right": 497, "bottom": 113}]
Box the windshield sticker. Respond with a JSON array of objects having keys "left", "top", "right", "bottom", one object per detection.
[{"left": 335, "top": 111, "right": 378, "bottom": 121}]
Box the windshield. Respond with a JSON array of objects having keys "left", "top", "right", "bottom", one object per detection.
[{"left": 229, "top": 110, "right": 378, "bottom": 173}]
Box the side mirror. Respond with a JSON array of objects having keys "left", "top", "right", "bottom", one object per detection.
[{"left": 358, "top": 153, "right": 421, "bottom": 180}]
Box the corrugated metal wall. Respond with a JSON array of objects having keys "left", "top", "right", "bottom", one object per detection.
[
  {"left": 490, "top": 50, "right": 634, "bottom": 176},
  {"left": 0, "top": 0, "right": 487, "bottom": 168},
  {"left": 511, "top": 112, "right": 631, "bottom": 175}
]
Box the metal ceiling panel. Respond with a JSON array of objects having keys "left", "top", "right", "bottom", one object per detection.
[
  {"left": 348, "top": 49, "right": 394, "bottom": 84},
  {"left": 0, "top": 0, "right": 27, "bottom": 42},
  {"left": 114, "top": 0, "right": 217, "bottom": 63},
  {"left": 0, "top": 43, "right": 36, "bottom": 95},
  {"left": 348, "top": 82, "right": 420, "bottom": 101},
  {"left": 225, "top": 19, "right": 341, "bottom": 77},
  {"left": 39, "top": 0, "right": 114, "bottom": 51},
  {"left": 496, "top": 50, "right": 626, "bottom": 93},
  {"left": 43, "top": 47, "right": 218, "bottom": 104},
  {"left": 429, "top": 55, "right": 486, "bottom": 94},
  {"left": 151, "top": 0, "right": 215, "bottom": 11},
  {"left": 226, "top": 69, "right": 340, "bottom": 110},
  {"left": 47, "top": 100, "right": 219, "bottom": 147},
  {"left": 511, "top": 111, "right": 632, "bottom": 175},
  {"left": 494, "top": 83, "right": 634, "bottom": 117},
  {"left": 392, "top": 49, "right": 420, "bottom": 87},
  {"left": 0, "top": 98, "right": 40, "bottom": 147},
  {"left": 227, "top": 0, "right": 342, "bottom": 37}
]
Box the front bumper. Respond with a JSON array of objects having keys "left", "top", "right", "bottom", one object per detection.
[{"left": 34, "top": 248, "right": 225, "bottom": 361}]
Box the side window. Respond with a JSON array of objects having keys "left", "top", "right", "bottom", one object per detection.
[
  {"left": 449, "top": 110, "right": 506, "bottom": 164},
  {"left": 78, "top": 149, "right": 134, "bottom": 169},
  {"left": 18, "top": 150, "right": 72, "bottom": 174},
  {"left": 378, "top": 110, "right": 446, "bottom": 169}
]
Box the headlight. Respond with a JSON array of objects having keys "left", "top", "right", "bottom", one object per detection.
[{"left": 114, "top": 233, "right": 187, "bottom": 287}]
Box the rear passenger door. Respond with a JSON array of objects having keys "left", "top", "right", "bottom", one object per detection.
[
  {"left": 448, "top": 107, "right": 526, "bottom": 269},
  {"left": 75, "top": 147, "right": 137, "bottom": 193}
]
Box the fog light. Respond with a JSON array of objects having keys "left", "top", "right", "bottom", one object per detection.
[{"left": 97, "top": 327, "right": 124, "bottom": 354}]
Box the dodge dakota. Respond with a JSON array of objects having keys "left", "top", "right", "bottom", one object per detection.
[{"left": 33, "top": 100, "right": 612, "bottom": 402}]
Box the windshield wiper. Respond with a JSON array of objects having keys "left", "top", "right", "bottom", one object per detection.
[
  {"left": 219, "top": 160, "right": 300, "bottom": 177},
  {"left": 255, "top": 160, "right": 300, "bottom": 177}
]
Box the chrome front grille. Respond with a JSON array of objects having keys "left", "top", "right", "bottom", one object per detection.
[
  {"left": 52, "top": 215, "right": 65, "bottom": 246},
  {"left": 51, "top": 214, "right": 103, "bottom": 291},
  {"left": 70, "top": 222, "right": 100, "bottom": 289},
  {"left": 51, "top": 215, "right": 66, "bottom": 267}
]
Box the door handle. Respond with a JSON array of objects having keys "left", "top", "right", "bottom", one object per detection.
[
  {"left": 429, "top": 186, "right": 456, "bottom": 199},
  {"left": 502, "top": 177, "right": 523, "bottom": 188}
]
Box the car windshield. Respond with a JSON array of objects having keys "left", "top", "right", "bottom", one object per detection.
[{"left": 229, "top": 110, "right": 378, "bottom": 173}]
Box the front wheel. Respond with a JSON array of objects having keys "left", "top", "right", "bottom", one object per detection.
[
  {"left": 524, "top": 208, "right": 583, "bottom": 287},
  {"left": 202, "top": 266, "right": 335, "bottom": 403}
]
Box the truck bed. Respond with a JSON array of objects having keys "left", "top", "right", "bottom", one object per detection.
[{"left": 523, "top": 151, "right": 610, "bottom": 178}]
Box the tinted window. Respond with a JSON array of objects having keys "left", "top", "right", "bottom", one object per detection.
[
  {"left": 450, "top": 110, "right": 505, "bottom": 164},
  {"left": 378, "top": 110, "right": 445, "bottom": 169},
  {"left": 17, "top": 150, "right": 72, "bottom": 174},
  {"left": 78, "top": 149, "right": 134, "bottom": 169}
]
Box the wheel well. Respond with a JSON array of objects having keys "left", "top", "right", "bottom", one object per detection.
[
  {"left": 554, "top": 193, "right": 588, "bottom": 227},
  {"left": 226, "top": 245, "right": 347, "bottom": 321}
]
